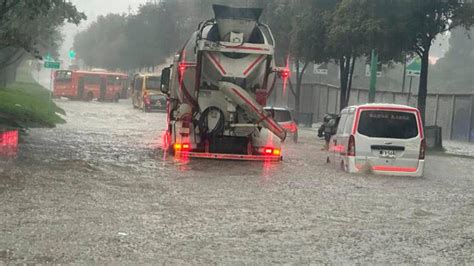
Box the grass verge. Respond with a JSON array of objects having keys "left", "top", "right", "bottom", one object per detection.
[{"left": 0, "top": 67, "right": 65, "bottom": 130}]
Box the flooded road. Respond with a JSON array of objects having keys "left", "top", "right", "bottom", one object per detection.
[{"left": 1, "top": 99, "right": 473, "bottom": 264}]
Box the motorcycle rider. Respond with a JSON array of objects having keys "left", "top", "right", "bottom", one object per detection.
[{"left": 318, "top": 114, "right": 338, "bottom": 150}]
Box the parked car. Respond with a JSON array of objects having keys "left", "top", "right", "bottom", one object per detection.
[
  {"left": 264, "top": 107, "right": 298, "bottom": 143},
  {"left": 329, "top": 103, "right": 425, "bottom": 177}
]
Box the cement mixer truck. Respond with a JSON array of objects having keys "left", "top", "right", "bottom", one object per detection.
[{"left": 159, "top": 5, "right": 290, "bottom": 161}]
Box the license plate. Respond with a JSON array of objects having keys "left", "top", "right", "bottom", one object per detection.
[{"left": 379, "top": 150, "right": 396, "bottom": 158}]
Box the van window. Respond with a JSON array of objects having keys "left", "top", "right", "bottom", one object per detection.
[
  {"left": 337, "top": 114, "right": 347, "bottom": 134},
  {"left": 357, "top": 110, "right": 418, "bottom": 139},
  {"left": 343, "top": 114, "right": 354, "bottom": 134},
  {"left": 146, "top": 76, "right": 161, "bottom": 90}
]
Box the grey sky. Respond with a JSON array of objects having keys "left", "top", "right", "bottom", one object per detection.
[
  {"left": 71, "top": 0, "right": 148, "bottom": 21},
  {"left": 60, "top": 0, "right": 148, "bottom": 62}
]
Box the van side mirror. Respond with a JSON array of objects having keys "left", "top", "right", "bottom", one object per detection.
[{"left": 160, "top": 67, "right": 171, "bottom": 94}]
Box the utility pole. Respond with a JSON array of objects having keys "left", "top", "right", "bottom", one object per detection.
[{"left": 368, "top": 49, "right": 378, "bottom": 103}]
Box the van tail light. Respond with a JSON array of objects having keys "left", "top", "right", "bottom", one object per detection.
[
  {"left": 143, "top": 93, "right": 150, "bottom": 105},
  {"left": 348, "top": 135, "right": 355, "bottom": 157},
  {"left": 262, "top": 147, "right": 281, "bottom": 156},
  {"left": 419, "top": 139, "right": 426, "bottom": 159},
  {"left": 282, "top": 122, "right": 297, "bottom": 133}
]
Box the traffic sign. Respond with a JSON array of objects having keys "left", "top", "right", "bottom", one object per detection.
[
  {"left": 407, "top": 57, "right": 421, "bottom": 76},
  {"left": 44, "top": 61, "right": 60, "bottom": 69}
]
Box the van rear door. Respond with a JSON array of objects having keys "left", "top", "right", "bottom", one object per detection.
[{"left": 354, "top": 109, "right": 422, "bottom": 171}]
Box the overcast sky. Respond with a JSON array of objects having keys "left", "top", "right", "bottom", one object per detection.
[
  {"left": 59, "top": 0, "right": 149, "bottom": 62},
  {"left": 71, "top": 0, "right": 148, "bottom": 20}
]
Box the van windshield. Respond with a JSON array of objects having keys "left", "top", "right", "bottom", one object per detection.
[
  {"left": 357, "top": 110, "right": 418, "bottom": 139},
  {"left": 146, "top": 77, "right": 161, "bottom": 90}
]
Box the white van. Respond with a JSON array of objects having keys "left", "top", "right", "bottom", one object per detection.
[{"left": 329, "top": 103, "right": 425, "bottom": 177}]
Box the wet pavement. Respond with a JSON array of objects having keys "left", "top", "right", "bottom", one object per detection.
[{"left": 1, "top": 99, "right": 473, "bottom": 264}]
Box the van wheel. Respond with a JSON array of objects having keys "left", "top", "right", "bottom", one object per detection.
[{"left": 85, "top": 92, "right": 93, "bottom": 102}]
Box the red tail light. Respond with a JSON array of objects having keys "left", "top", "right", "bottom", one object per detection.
[
  {"left": 174, "top": 143, "right": 190, "bottom": 151},
  {"left": 262, "top": 147, "right": 281, "bottom": 156},
  {"left": 178, "top": 63, "right": 186, "bottom": 72},
  {"left": 143, "top": 93, "right": 150, "bottom": 105},
  {"left": 348, "top": 135, "right": 356, "bottom": 157},
  {"left": 0, "top": 130, "right": 18, "bottom": 147},
  {"left": 419, "top": 139, "right": 426, "bottom": 159},
  {"left": 289, "top": 122, "right": 297, "bottom": 133},
  {"left": 282, "top": 122, "right": 297, "bottom": 133},
  {"left": 0, "top": 130, "right": 18, "bottom": 156}
]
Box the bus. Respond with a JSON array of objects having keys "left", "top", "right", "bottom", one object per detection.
[{"left": 53, "top": 70, "right": 128, "bottom": 102}]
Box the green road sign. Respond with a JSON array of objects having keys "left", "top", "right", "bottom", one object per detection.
[
  {"left": 69, "top": 49, "right": 76, "bottom": 60},
  {"left": 407, "top": 57, "right": 421, "bottom": 76},
  {"left": 44, "top": 61, "right": 60, "bottom": 69}
]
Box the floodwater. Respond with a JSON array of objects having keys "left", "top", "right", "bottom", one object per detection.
[{"left": 1, "top": 99, "right": 473, "bottom": 264}]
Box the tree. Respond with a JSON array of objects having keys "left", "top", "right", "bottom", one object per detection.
[
  {"left": 0, "top": 0, "right": 85, "bottom": 85},
  {"left": 399, "top": 0, "right": 474, "bottom": 123},
  {"left": 0, "top": 0, "right": 85, "bottom": 59},
  {"left": 74, "top": 1, "right": 182, "bottom": 71},
  {"left": 254, "top": 0, "right": 315, "bottom": 119},
  {"left": 74, "top": 14, "right": 129, "bottom": 70},
  {"left": 295, "top": 0, "right": 394, "bottom": 111},
  {"left": 431, "top": 27, "right": 474, "bottom": 92}
]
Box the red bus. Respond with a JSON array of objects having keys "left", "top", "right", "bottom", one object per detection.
[{"left": 53, "top": 70, "right": 128, "bottom": 102}]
